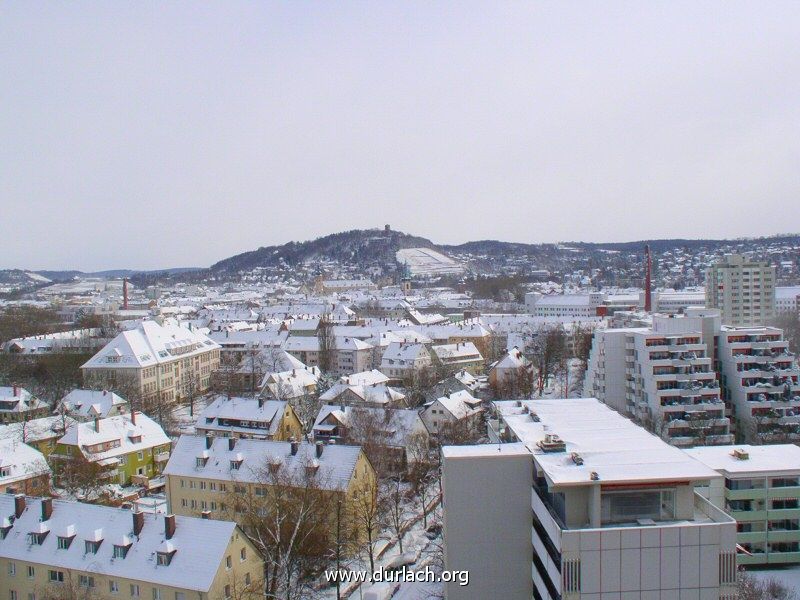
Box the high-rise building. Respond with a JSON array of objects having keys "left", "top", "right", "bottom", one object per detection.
[
  {"left": 705, "top": 254, "right": 776, "bottom": 327},
  {"left": 443, "top": 398, "right": 739, "bottom": 600}
]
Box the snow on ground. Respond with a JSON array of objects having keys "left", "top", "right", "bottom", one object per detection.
[{"left": 396, "top": 248, "right": 464, "bottom": 276}]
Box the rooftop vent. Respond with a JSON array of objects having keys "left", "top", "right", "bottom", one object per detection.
[
  {"left": 537, "top": 434, "right": 566, "bottom": 453},
  {"left": 732, "top": 448, "right": 750, "bottom": 461},
  {"left": 570, "top": 452, "right": 584, "bottom": 466},
  {"left": 590, "top": 471, "right": 600, "bottom": 481}
]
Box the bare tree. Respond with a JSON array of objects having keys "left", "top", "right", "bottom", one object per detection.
[
  {"left": 36, "top": 571, "right": 103, "bottom": 600},
  {"left": 738, "top": 571, "right": 797, "bottom": 600},
  {"left": 225, "top": 458, "right": 348, "bottom": 600},
  {"left": 382, "top": 476, "right": 413, "bottom": 555}
]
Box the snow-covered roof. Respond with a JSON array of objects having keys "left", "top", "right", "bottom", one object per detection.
[
  {"left": 430, "top": 391, "right": 482, "bottom": 420},
  {"left": 0, "top": 415, "right": 77, "bottom": 444},
  {"left": 261, "top": 367, "right": 320, "bottom": 399},
  {"left": 338, "top": 370, "right": 389, "bottom": 387},
  {"left": 0, "top": 439, "right": 49, "bottom": 485},
  {"left": 164, "top": 435, "right": 362, "bottom": 491},
  {"left": 313, "top": 405, "right": 423, "bottom": 448},
  {"left": 320, "top": 382, "right": 406, "bottom": 406},
  {"left": 684, "top": 444, "right": 800, "bottom": 475},
  {"left": 381, "top": 342, "right": 429, "bottom": 362},
  {"left": 60, "top": 389, "right": 128, "bottom": 419},
  {"left": 82, "top": 320, "right": 220, "bottom": 369},
  {"left": 56, "top": 413, "right": 169, "bottom": 461},
  {"left": 0, "top": 387, "right": 47, "bottom": 414},
  {"left": 432, "top": 342, "right": 482, "bottom": 361},
  {"left": 495, "top": 398, "right": 720, "bottom": 487},
  {"left": 0, "top": 495, "right": 238, "bottom": 592},
  {"left": 196, "top": 396, "right": 288, "bottom": 437}
]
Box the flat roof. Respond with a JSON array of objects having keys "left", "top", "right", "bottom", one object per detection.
[
  {"left": 442, "top": 442, "right": 530, "bottom": 458},
  {"left": 684, "top": 444, "right": 800, "bottom": 475},
  {"left": 496, "top": 398, "right": 721, "bottom": 487}
]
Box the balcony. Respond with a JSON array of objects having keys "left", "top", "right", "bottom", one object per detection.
[{"left": 154, "top": 451, "right": 170, "bottom": 463}]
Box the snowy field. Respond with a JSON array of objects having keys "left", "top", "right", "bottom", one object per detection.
[
  {"left": 749, "top": 565, "right": 800, "bottom": 592},
  {"left": 396, "top": 248, "right": 464, "bottom": 276}
]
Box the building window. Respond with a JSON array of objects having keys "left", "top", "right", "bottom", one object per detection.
[
  {"left": 130, "top": 584, "right": 140, "bottom": 597},
  {"left": 27, "top": 566, "right": 34, "bottom": 578},
  {"left": 156, "top": 551, "right": 174, "bottom": 566},
  {"left": 600, "top": 488, "right": 675, "bottom": 523},
  {"left": 8, "top": 562, "right": 15, "bottom": 576},
  {"left": 224, "top": 585, "right": 231, "bottom": 600},
  {"left": 240, "top": 547, "right": 246, "bottom": 561},
  {"left": 48, "top": 570, "right": 64, "bottom": 583},
  {"left": 152, "top": 589, "right": 162, "bottom": 600},
  {"left": 61, "top": 535, "right": 82, "bottom": 552},
  {"left": 85, "top": 540, "right": 102, "bottom": 554},
  {"left": 226, "top": 555, "right": 232, "bottom": 569},
  {"left": 113, "top": 544, "right": 130, "bottom": 558},
  {"left": 79, "top": 575, "right": 95, "bottom": 588},
  {"left": 109, "top": 580, "right": 119, "bottom": 593}
]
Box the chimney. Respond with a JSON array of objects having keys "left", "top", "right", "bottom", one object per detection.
[
  {"left": 315, "top": 441, "right": 324, "bottom": 458},
  {"left": 228, "top": 438, "right": 236, "bottom": 451},
  {"left": 292, "top": 368, "right": 296, "bottom": 377},
  {"left": 14, "top": 495, "right": 25, "bottom": 518},
  {"left": 201, "top": 510, "right": 211, "bottom": 519},
  {"left": 205, "top": 436, "right": 213, "bottom": 450},
  {"left": 94, "top": 417, "right": 100, "bottom": 433},
  {"left": 164, "top": 514, "right": 176, "bottom": 540},
  {"left": 123, "top": 278, "right": 129, "bottom": 310},
  {"left": 258, "top": 397, "right": 264, "bottom": 408},
  {"left": 644, "top": 244, "right": 652, "bottom": 312},
  {"left": 102, "top": 390, "right": 107, "bottom": 396},
  {"left": 12, "top": 385, "right": 19, "bottom": 397},
  {"left": 132, "top": 511, "right": 144, "bottom": 536},
  {"left": 130, "top": 410, "right": 137, "bottom": 426},
  {"left": 290, "top": 438, "right": 299, "bottom": 456},
  {"left": 41, "top": 497, "right": 53, "bottom": 521}
]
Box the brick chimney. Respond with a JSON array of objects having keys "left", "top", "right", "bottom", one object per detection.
[
  {"left": 205, "top": 436, "right": 213, "bottom": 450},
  {"left": 130, "top": 410, "right": 136, "bottom": 426},
  {"left": 41, "top": 497, "right": 53, "bottom": 521},
  {"left": 123, "top": 278, "right": 129, "bottom": 310},
  {"left": 12, "top": 385, "right": 19, "bottom": 397},
  {"left": 228, "top": 438, "right": 236, "bottom": 451},
  {"left": 14, "top": 495, "right": 25, "bottom": 518},
  {"left": 132, "top": 511, "right": 144, "bottom": 536},
  {"left": 290, "top": 438, "right": 298, "bottom": 456},
  {"left": 94, "top": 417, "right": 100, "bottom": 433},
  {"left": 164, "top": 514, "right": 176, "bottom": 540},
  {"left": 315, "top": 441, "right": 324, "bottom": 458}
]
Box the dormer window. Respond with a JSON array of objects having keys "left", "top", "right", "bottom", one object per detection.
[
  {"left": 57, "top": 535, "right": 75, "bottom": 549},
  {"left": 0, "top": 467, "right": 9, "bottom": 477},
  {"left": 230, "top": 460, "right": 242, "bottom": 470},
  {"left": 113, "top": 543, "right": 131, "bottom": 558},
  {"left": 196, "top": 456, "right": 208, "bottom": 468},
  {"left": 129, "top": 434, "right": 142, "bottom": 444},
  {"left": 85, "top": 539, "right": 102, "bottom": 554},
  {"left": 156, "top": 541, "right": 177, "bottom": 566},
  {"left": 29, "top": 531, "right": 49, "bottom": 545}
]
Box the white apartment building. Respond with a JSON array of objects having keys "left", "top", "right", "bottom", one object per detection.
[
  {"left": 705, "top": 254, "right": 776, "bottom": 327},
  {"left": 81, "top": 320, "right": 221, "bottom": 403},
  {"left": 379, "top": 342, "right": 432, "bottom": 382},
  {"left": 585, "top": 311, "right": 733, "bottom": 447},
  {"left": 444, "top": 398, "right": 738, "bottom": 600},
  {"left": 686, "top": 444, "right": 800, "bottom": 566},
  {"left": 716, "top": 326, "right": 800, "bottom": 444},
  {"left": 525, "top": 293, "right": 606, "bottom": 318},
  {"left": 775, "top": 285, "right": 800, "bottom": 315}
]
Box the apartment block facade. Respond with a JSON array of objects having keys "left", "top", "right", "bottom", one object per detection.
[
  {"left": 687, "top": 444, "right": 800, "bottom": 566},
  {"left": 585, "top": 311, "right": 734, "bottom": 447},
  {"left": 717, "top": 326, "right": 800, "bottom": 444},
  {"left": 705, "top": 254, "right": 775, "bottom": 327}
]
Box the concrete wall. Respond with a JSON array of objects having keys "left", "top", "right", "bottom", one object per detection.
[{"left": 443, "top": 445, "right": 533, "bottom": 600}]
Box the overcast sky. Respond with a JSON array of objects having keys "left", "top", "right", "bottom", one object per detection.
[{"left": 2, "top": 2, "right": 799, "bottom": 271}]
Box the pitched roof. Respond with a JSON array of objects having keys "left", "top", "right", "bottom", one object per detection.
[
  {"left": 196, "top": 397, "right": 288, "bottom": 436},
  {"left": 60, "top": 389, "right": 128, "bottom": 419},
  {"left": 0, "top": 495, "right": 237, "bottom": 592},
  {"left": 0, "top": 439, "right": 49, "bottom": 485},
  {"left": 164, "top": 435, "right": 362, "bottom": 491},
  {"left": 56, "top": 413, "right": 169, "bottom": 461},
  {"left": 82, "top": 321, "right": 220, "bottom": 369}
]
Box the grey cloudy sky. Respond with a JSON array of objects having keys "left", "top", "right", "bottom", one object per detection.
[{"left": 2, "top": 2, "right": 800, "bottom": 271}]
